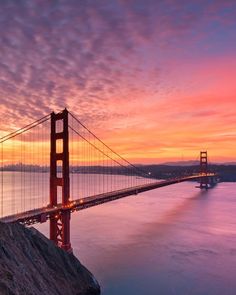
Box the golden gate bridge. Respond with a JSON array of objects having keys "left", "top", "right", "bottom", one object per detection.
[{"left": 0, "top": 109, "right": 217, "bottom": 252}]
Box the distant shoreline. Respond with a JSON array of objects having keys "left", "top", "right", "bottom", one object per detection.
[{"left": 1, "top": 163, "right": 236, "bottom": 182}]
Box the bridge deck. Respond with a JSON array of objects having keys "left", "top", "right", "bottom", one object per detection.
[{"left": 0, "top": 173, "right": 216, "bottom": 225}]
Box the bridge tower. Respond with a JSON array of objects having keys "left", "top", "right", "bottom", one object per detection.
[
  {"left": 200, "top": 151, "right": 209, "bottom": 189},
  {"left": 50, "top": 109, "right": 72, "bottom": 252}
]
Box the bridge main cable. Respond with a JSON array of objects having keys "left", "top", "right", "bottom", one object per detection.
[
  {"left": 0, "top": 114, "right": 51, "bottom": 143},
  {"left": 68, "top": 125, "right": 144, "bottom": 177},
  {"left": 68, "top": 111, "right": 151, "bottom": 179}
]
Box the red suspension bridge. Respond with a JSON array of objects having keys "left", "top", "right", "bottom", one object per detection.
[{"left": 0, "top": 109, "right": 217, "bottom": 252}]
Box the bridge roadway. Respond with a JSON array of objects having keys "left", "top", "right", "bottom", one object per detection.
[{"left": 0, "top": 173, "right": 216, "bottom": 225}]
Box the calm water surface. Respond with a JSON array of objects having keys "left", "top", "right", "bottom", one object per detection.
[{"left": 34, "top": 181, "right": 236, "bottom": 295}]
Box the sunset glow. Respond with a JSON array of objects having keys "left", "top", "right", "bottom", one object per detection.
[{"left": 0, "top": 1, "right": 236, "bottom": 163}]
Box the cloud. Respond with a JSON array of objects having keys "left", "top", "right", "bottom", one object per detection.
[{"left": 0, "top": 0, "right": 236, "bottom": 161}]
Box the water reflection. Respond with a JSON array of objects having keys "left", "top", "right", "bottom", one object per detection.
[{"left": 36, "top": 182, "right": 236, "bottom": 295}]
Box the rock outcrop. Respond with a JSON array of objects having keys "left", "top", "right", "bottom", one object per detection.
[{"left": 0, "top": 222, "right": 100, "bottom": 295}]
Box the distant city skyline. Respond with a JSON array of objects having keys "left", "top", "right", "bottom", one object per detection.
[{"left": 0, "top": 1, "right": 236, "bottom": 163}]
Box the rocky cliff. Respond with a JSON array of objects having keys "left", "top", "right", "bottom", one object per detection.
[{"left": 0, "top": 222, "right": 100, "bottom": 295}]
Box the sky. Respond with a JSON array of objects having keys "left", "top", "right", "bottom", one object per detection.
[{"left": 0, "top": 0, "right": 236, "bottom": 163}]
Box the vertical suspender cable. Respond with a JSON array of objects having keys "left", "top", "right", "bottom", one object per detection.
[{"left": 1, "top": 142, "right": 3, "bottom": 217}]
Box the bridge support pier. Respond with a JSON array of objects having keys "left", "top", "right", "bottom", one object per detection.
[
  {"left": 200, "top": 151, "right": 209, "bottom": 189},
  {"left": 50, "top": 109, "right": 72, "bottom": 252}
]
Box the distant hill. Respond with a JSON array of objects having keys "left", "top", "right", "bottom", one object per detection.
[
  {"left": 147, "top": 161, "right": 236, "bottom": 166},
  {"left": 2, "top": 162, "right": 236, "bottom": 182},
  {"left": 160, "top": 160, "right": 199, "bottom": 166},
  {"left": 140, "top": 164, "right": 236, "bottom": 182}
]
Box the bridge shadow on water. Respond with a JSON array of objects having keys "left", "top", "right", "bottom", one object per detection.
[
  {"left": 136, "top": 191, "right": 210, "bottom": 240},
  {"left": 85, "top": 187, "right": 214, "bottom": 267},
  {"left": 83, "top": 186, "right": 220, "bottom": 295}
]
